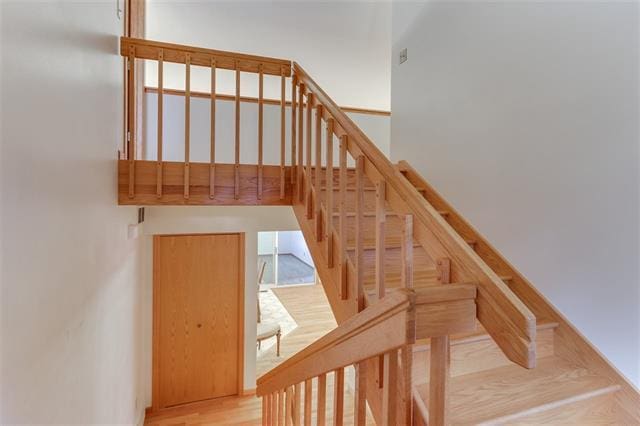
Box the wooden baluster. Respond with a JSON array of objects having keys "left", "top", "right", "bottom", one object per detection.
[
  {"left": 234, "top": 61, "right": 240, "bottom": 199},
  {"left": 382, "top": 350, "right": 399, "bottom": 426},
  {"left": 285, "top": 386, "right": 293, "bottom": 426},
  {"left": 304, "top": 379, "right": 312, "bottom": 426},
  {"left": 267, "top": 393, "right": 273, "bottom": 426},
  {"left": 297, "top": 83, "right": 305, "bottom": 202},
  {"left": 376, "top": 181, "right": 386, "bottom": 387},
  {"left": 355, "top": 155, "right": 365, "bottom": 312},
  {"left": 317, "top": 373, "right": 327, "bottom": 426},
  {"left": 354, "top": 362, "right": 367, "bottom": 426},
  {"left": 258, "top": 65, "right": 264, "bottom": 200},
  {"left": 272, "top": 391, "right": 278, "bottom": 426},
  {"left": 430, "top": 337, "right": 450, "bottom": 426},
  {"left": 314, "top": 104, "right": 324, "bottom": 242},
  {"left": 280, "top": 67, "right": 286, "bottom": 199},
  {"left": 291, "top": 74, "right": 297, "bottom": 185},
  {"left": 209, "top": 59, "right": 216, "bottom": 199},
  {"left": 401, "top": 343, "right": 414, "bottom": 426},
  {"left": 156, "top": 49, "right": 163, "bottom": 198},
  {"left": 401, "top": 214, "right": 414, "bottom": 289},
  {"left": 338, "top": 136, "right": 348, "bottom": 300},
  {"left": 184, "top": 53, "right": 191, "bottom": 199},
  {"left": 127, "top": 46, "right": 136, "bottom": 198},
  {"left": 278, "top": 388, "right": 285, "bottom": 426},
  {"left": 262, "top": 395, "right": 268, "bottom": 426},
  {"left": 333, "top": 368, "right": 345, "bottom": 426},
  {"left": 430, "top": 257, "right": 451, "bottom": 426},
  {"left": 293, "top": 382, "right": 302, "bottom": 426},
  {"left": 305, "top": 93, "right": 314, "bottom": 219},
  {"left": 324, "top": 119, "right": 334, "bottom": 267}
]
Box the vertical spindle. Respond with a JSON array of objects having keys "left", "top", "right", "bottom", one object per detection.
[
  {"left": 291, "top": 74, "right": 297, "bottom": 185},
  {"left": 156, "top": 50, "right": 163, "bottom": 198},
  {"left": 305, "top": 93, "right": 314, "bottom": 219},
  {"left": 317, "top": 373, "right": 327, "bottom": 426},
  {"left": 354, "top": 362, "right": 367, "bottom": 426},
  {"left": 235, "top": 61, "right": 240, "bottom": 199},
  {"left": 382, "top": 350, "right": 398, "bottom": 426},
  {"left": 355, "top": 155, "right": 365, "bottom": 313},
  {"left": 127, "top": 46, "right": 136, "bottom": 198},
  {"left": 258, "top": 65, "right": 264, "bottom": 200},
  {"left": 297, "top": 84, "right": 305, "bottom": 202},
  {"left": 304, "top": 379, "right": 312, "bottom": 426},
  {"left": 280, "top": 67, "right": 286, "bottom": 199},
  {"left": 333, "top": 368, "right": 344, "bottom": 426},
  {"left": 325, "top": 119, "right": 334, "bottom": 267},
  {"left": 183, "top": 53, "right": 191, "bottom": 199},
  {"left": 209, "top": 58, "right": 216, "bottom": 199},
  {"left": 338, "top": 136, "right": 348, "bottom": 300},
  {"left": 401, "top": 214, "right": 414, "bottom": 289},
  {"left": 314, "top": 104, "right": 324, "bottom": 241}
]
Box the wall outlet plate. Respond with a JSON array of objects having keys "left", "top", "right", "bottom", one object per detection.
[{"left": 400, "top": 48, "right": 408, "bottom": 64}]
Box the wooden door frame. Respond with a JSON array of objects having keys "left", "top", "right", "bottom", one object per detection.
[{"left": 151, "top": 232, "right": 245, "bottom": 412}]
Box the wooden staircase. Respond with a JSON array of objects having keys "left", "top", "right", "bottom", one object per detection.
[{"left": 118, "top": 37, "right": 640, "bottom": 424}]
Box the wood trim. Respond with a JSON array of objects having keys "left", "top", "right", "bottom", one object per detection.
[
  {"left": 121, "top": 37, "right": 291, "bottom": 76},
  {"left": 144, "top": 87, "right": 391, "bottom": 117},
  {"left": 151, "top": 233, "right": 246, "bottom": 410}
]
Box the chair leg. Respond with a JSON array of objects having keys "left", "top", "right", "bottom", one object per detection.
[
  {"left": 276, "top": 331, "right": 281, "bottom": 357},
  {"left": 258, "top": 340, "right": 261, "bottom": 350}
]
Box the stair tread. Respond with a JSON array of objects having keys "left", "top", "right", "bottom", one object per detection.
[
  {"left": 510, "top": 393, "right": 638, "bottom": 424},
  {"left": 416, "top": 356, "right": 619, "bottom": 425}
]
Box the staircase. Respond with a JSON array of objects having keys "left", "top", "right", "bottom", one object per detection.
[{"left": 119, "top": 37, "right": 640, "bottom": 424}]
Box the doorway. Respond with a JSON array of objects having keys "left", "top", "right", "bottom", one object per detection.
[
  {"left": 257, "top": 231, "right": 315, "bottom": 286},
  {"left": 152, "top": 233, "right": 245, "bottom": 410}
]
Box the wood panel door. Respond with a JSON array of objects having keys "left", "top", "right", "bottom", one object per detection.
[{"left": 153, "top": 233, "right": 244, "bottom": 409}]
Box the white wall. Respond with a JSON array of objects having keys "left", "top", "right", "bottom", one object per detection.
[
  {"left": 141, "top": 206, "right": 300, "bottom": 396},
  {"left": 143, "top": 92, "right": 391, "bottom": 164},
  {"left": 278, "top": 231, "right": 313, "bottom": 267},
  {"left": 1, "top": 1, "right": 145, "bottom": 424},
  {"left": 391, "top": 1, "right": 640, "bottom": 385},
  {"left": 145, "top": 1, "right": 392, "bottom": 110}
]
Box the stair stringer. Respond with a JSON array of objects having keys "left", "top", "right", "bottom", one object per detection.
[{"left": 291, "top": 201, "right": 409, "bottom": 425}]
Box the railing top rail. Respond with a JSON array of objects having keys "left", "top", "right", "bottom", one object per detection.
[
  {"left": 293, "top": 61, "right": 537, "bottom": 367},
  {"left": 256, "top": 289, "right": 415, "bottom": 396},
  {"left": 120, "top": 37, "right": 292, "bottom": 76}
]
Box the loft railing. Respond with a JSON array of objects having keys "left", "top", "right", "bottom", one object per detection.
[{"left": 120, "top": 37, "right": 293, "bottom": 203}]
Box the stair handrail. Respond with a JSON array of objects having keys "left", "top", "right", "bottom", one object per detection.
[
  {"left": 293, "top": 62, "right": 537, "bottom": 369},
  {"left": 256, "top": 288, "right": 415, "bottom": 397}
]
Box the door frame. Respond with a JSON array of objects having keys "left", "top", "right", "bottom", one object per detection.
[{"left": 151, "top": 232, "right": 245, "bottom": 411}]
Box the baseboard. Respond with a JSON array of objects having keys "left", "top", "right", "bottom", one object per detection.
[{"left": 242, "top": 388, "right": 257, "bottom": 396}]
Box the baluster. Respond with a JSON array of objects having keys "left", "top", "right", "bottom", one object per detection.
[
  {"left": 297, "top": 83, "right": 305, "bottom": 202},
  {"left": 293, "top": 382, "right": 302, "bottom": 426},
  {"left": 266, "top": 393, "right": 273, "bottom": 425},
  {"left": 272, "top": 391, "right": 278, "bottom": 426},
  {"left": 258, "top": 65, "right": 264, "bottom": 200},
  {"left": 127, "top": 46, "right": 136, "bottom": 198},
  {"left": 430, "top": 337, "right": 450, "bottom": 426},
  {"left": 278, "top": 388, "right": 285, "bottom": 426},
  {"left": 333, "top": 368, "right": 344, "bottom": 426},
  {"left": 234, "top": 61, "right": 241, "bottom": 199},
  {"left": 305, "top": 93, "right": 314, "bottom": 219},
  {"left": 382, "top": 350, "right": 398, "bottom": 426},
  {"left": 338, "top": 136, "right": 348, "bottom": 300},
  {"left": 285, "top": 385, "right": 293, "bottom": 426},
  {"left": 317, "top": 373, "right": 327, "bottom": 426},
  {"left": 355, "top": 155, "right": 365, "bottom": 312},
  {"left": 280, "top": 67, "right": 286, "bottom": 199},
  {"left": 324, "top": 119, "right": 334, "bottom": 267},
  {"left": 304, "top": 379, "right": 312, "bottom": 426},
  {"left": 314, "top": 105, "right": 324, "bottom": 242},
  {"left": 156, "top": 49, "right": 163, "bottom": 198},
  {"left": 376, "top": 181, "right": 386, "bottom": 299},
  {"left": 354, "top": 362, "right": 367, "bottom": 426},
  {"left": 209, "top": 58, "right": 216, "bottom": 199},
  {"left": 291, "top": 75, "right": 297, "bottom": 185},
  {"left": 262, "top": 395, "right": 268, "bottom": 426},
  {"left": 184, "top": 53, "right": 191, "bottom": 199},
  {"left": 401, "top": 344, "right": 414, "bottom": 426},
  {"left": 401, "top": 214, "right": 414, "bottom": 289}
]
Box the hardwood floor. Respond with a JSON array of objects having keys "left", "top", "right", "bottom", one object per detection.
[{"left": 256, "top": 283, "right": 337, "bottom": 377}]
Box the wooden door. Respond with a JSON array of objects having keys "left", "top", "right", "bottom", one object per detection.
[{"left": 153, "top": 233, "right": 244, "bottom": 409}]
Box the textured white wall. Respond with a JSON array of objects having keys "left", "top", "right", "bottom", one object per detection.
[
  {"left": 1, "top": 1, "right": 145, "bottom": 423},
  {"left": 141, "top": 206, "right": 300, "bottom": 396},
  {"left": 145, "top": 0, "right": 392, "bottom": 110},
  {"left": 391, "top": 1, "right": 640, "bottom": 385}
]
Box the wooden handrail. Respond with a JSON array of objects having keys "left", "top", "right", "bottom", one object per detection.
[
  {"left": 120, "top": 37, "right": 291, "bottom": 76},
  {"left": 294, "top": 62, "right": 537, "bottom": 368},
  {"left": 256, "top": 289, "right": 416, "bottom": 397}
]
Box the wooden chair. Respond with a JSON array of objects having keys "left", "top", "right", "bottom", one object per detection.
[{"left": 256, "top": 261, "right": 281, "bottom": 356}]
